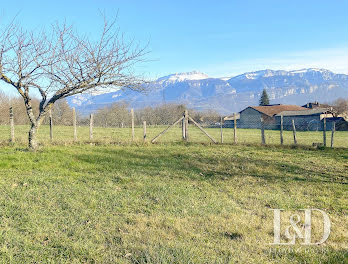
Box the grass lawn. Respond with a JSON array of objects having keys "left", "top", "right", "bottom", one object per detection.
[{"left": 0, "top": 142, "right": 347, "bottom": 263}]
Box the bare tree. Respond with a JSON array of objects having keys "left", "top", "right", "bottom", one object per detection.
[
  {"left": 94, "top": 102, "right": 130, "bottom": 127},
  {"left": 0, "top": 17, "right": 147, "bottom": 149},
  {"left": 42, "top": 99, "right": 74, "bottom": 126},
  {"left": 332, "top": 98, "right": 348, "bottom": 119},
  {"left": 0, "top": 91, "right": 10, "bottom": 125},
  {"left": 0, "top": 91, "right": 41, "bottom": 125}
]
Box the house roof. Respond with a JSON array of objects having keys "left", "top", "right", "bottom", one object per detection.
[
  {"left": 302, "top": 102, "right": 332, "bottom": 109},
  {"left": 243, "top": 105, "right": 307, "bottom": 117},
  {"left": 275, "top": 108, "right": 331, "bottom": 117}
]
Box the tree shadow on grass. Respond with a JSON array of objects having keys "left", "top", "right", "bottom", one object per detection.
[
  {"left": 71, "top": 146, "right": 347, "bottom": 185},
  {"left": 73, "top": 147, "right": 202, "bottom": 178}
]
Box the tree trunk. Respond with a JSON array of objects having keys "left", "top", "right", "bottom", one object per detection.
[
  {"left": 26, "top": 109, "right": 48, "bottom": 150},
  {"left": 29, "top": 123, "right": 39, "bottom": 150}
]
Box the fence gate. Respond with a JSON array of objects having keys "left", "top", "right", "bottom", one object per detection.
[{"left": 151, "top": 110, "right": 217, "bottom": 144}]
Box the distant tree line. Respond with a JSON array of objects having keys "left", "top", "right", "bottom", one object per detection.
[
  {"left": 0, "top": 92, "right": 220, "bottom": 127},
  {"left": 0, "top": 92, "right": 73, "bottom": 126},
  {"left": 92, "top": 102, "right": 221, "bottom": 127}
]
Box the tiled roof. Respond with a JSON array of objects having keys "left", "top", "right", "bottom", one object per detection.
[
  {"left": 275, "top": 108, "right": 331, "bottom": 116},
  {"left": 245, "top": 105, "right": 307, "bottom": 117}
]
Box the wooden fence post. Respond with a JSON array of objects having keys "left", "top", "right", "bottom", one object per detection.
[
  {"left": 323, "top": 115, "right": 327, "bottom": 147},
  {"left": 292, "top": 119, "right": 297, "bottom": 145},
  {"left": 9, "top": 107, "right": 15, "bottom": 143},
  {"left": 331, "top": 122, "right": 335, "bottom": 148},
  {"left": 184, "top": 110, "right": 189, "bottom": 141},
  {"left": 261, "top": 117, "right": 266, "bottom": 144},
  {"left": 131, "top": 108, "right": 135, "bottom": 142},
  {"left": 49, "top": 108, "right": 53, "bottom": 143},
  {"left": 233, "top": 113, "right": 237, "bottom": 144},
  {"left": 73, "top": 107, "right": 77, "bottom": 142},
  {"left": 280, "top": 114, "right": 284, "bottom": 145},
  {"left": 89, "top": 113, "right": 94, "bottom": 140},
  {"left": 182, "top": 113, "right": 186, "bottom": 140},
  {"left": 143, "top": 121, "right": 147, "bottom": 142},
  {"left": 220, "top": 116, "right": 223, "bottom": 144}
]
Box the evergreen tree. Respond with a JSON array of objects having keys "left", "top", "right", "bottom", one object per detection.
[{"left": 259, "top": 89, "right": 270, "bottom": 106}]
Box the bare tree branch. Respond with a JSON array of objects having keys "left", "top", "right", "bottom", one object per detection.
[{"left": 0, "top": 16, "right": 149, "bottom": 149}]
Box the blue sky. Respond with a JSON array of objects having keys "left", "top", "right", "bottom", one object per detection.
[{"left": 2, "top": 0, "right": 348, "bottom": 78}]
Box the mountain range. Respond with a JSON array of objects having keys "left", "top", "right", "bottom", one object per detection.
[{"left": 68, "top": 68, "right": 348, "bottom": 115}]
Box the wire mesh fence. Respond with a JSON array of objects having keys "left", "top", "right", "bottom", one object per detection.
[{"left": 1, "top": 105, "right": 347, "bottom": 148}]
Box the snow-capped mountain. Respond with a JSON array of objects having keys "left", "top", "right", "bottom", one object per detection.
[
  {"left": 233, "top": 68, "right": 333, "bottom": 80},
  {"left": 68, "top": 69, "right": 348, "bottom": 115},
  {"left": 157, "top": 71, "right": 209, "bottom": 83}
]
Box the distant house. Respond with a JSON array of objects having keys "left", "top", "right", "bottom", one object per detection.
[
  {"left": 225, "top": 104, "right": 342, "bottom": 130},
  {"left": 302, "top": 101, "right": 333, "bottom": 110},
  {"left": 327, "top": 117, "right": 348, "bottom": 131},
  {"left": 224, "top": 113, "right": 240, "bottom": 128},
  {"left": 236, "top": 104, "right": 307, "bottom": 129},
  {"left": 275, "top": 108, "right": 334, "bottom": 131}
]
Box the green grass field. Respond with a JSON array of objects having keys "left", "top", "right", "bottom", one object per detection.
[{"left": 0, "top": 126, "right": 347, "bottom": 263}]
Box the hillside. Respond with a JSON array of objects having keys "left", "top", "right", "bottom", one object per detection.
[{"left": 68, "top": 69, "right": 348, "bottom": 115}]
